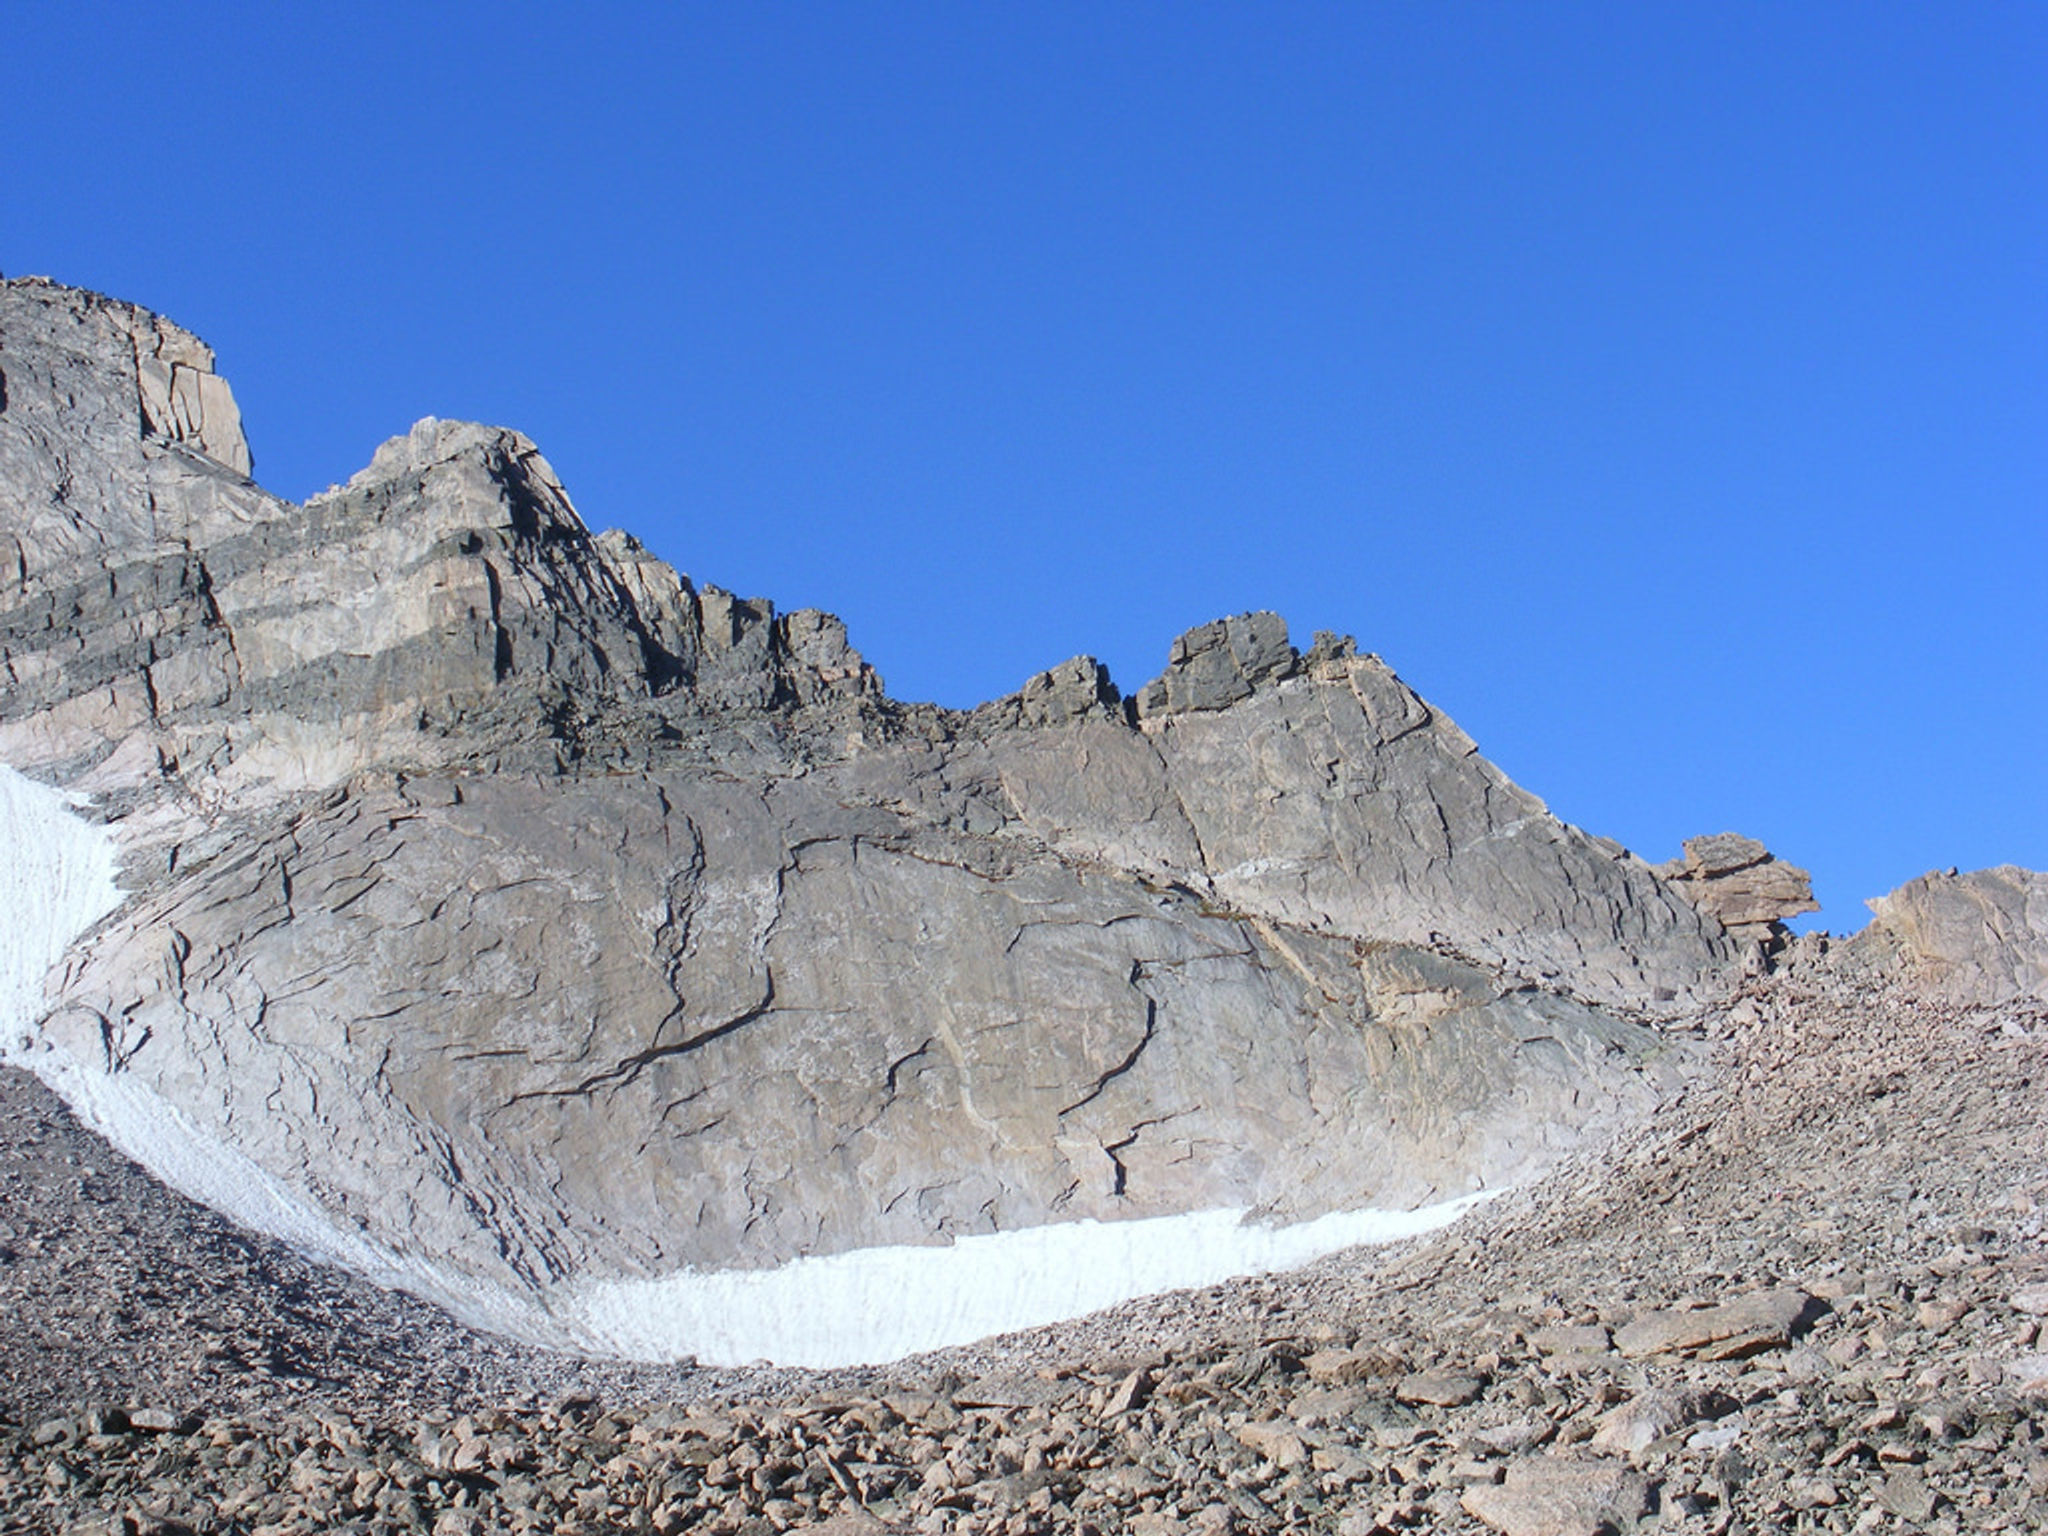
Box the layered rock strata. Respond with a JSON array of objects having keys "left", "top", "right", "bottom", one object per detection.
[
  {"left": 1656, "top": 833, "right": 1819, "bottom": 949},
  {"left": 3, "top": 275, "right": 1976, "bottom": 1358}
]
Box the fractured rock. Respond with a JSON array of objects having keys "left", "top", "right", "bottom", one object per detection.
[
  {"left": 1877, "top": 1467, "right": 1936, "bottom": 1522},
  {"left": 0, "top": 276, "right": 1761, "bottom": 1362},
  {"left": 1861, "top": 864, "right": 2048, "bottom": 1005},
  {"left": 129, "top": 304, "right": 253, "bottom": 477},
  {"left": 1134, "top": 611, "right": 1295, "bottom": 717},
  {"left": 976, "top": 654, "right": 1123, "bottom": 729},
  {"left": 1657, "top": 834, "right": 1818, "bottom": 945}
]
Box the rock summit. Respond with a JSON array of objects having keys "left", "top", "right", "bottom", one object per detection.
[{"left": 1, "top": 277, "right": 2041, "bottom": 1367}]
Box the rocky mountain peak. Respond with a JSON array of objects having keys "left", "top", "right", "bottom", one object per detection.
[{"left": 3, "top": 277, "right": 2041, "bottom": 1373}]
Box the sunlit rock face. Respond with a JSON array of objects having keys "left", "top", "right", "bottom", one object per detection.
[
  {"left": 1856, "top": 865, "right": 2048, "bottom": 1005},
  {"left": 2, "top": 276, "right": 1762, "bottom": 1360}
]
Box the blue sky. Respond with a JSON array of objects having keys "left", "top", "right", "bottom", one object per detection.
[{"left": 5, "top": 3, "right": 2042, "bottom": 927}]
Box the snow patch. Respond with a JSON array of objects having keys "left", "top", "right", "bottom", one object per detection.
[
  {"left": 0, "top": 764, "right": 122, "bottom": 1041},
  {"left": 0, "top": 761, "right": 1491, "bottom": 1369},
  {"left": 566, "top": 1195, "right": 1491, "bottom": 1369}
]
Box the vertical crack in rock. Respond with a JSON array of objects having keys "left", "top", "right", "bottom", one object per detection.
[
  {"left": 1058, "top": 979, "right": 1157, "bottom": 1119},
  {"left": 1098, "top": 1111, "right": 1191, "bottom": 1201},
  {"left": 883, "top": 1037, "right": 936, "bottom": 1100}
]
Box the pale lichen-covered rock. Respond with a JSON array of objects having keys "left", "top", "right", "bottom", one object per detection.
[
  {"left": 1, "top": 276, "right": 1756, "bottom": 1348},
  {"left": 1860, "top": 865, "right": 2048, "bottom": 1004}
]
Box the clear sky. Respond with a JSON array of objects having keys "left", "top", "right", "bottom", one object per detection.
[{"left": 4, "top": 3, "right": 2042, "bottom": 928}]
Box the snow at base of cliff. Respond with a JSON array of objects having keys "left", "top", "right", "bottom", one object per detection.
[
  {"left": 0, "top": 761, "right": 1487, "bottom": 1369},
  {"left": 564, "top": 1194, "right": 1489, "bottom": 1368}
]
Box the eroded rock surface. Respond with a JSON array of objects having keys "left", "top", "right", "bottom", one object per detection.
[
  {"left": 1657, "top": 834, "right": 1819, "bottom": 947},
  {"left": 1860, "top": 865, "right": 2048, "bottom": 1005},
  {"left": 0, "top": 275, "right": 1902, "bottom": 1355}
]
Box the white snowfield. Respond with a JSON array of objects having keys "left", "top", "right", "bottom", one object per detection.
[
  {"left": 563, "top": 1195, "right": 1488, "bottom": 1369},
  {"left": 0, "top": 764, "right": 123, "bottom": 1044},
  {"left": 0, "top": 762, "right": 1486, "bottom": 1369}
]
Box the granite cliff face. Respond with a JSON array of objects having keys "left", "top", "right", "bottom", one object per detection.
[
  {"left": 1856, "top": 865, "right": 2048, "bottom": 1005},
  {"left": 4, "top": 277, "right": 2034, "bottom": 1356}
]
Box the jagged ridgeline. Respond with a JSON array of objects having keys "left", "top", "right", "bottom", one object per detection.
[{"left": 0, "top": 278, "right": 1825, "bottom": 1361}]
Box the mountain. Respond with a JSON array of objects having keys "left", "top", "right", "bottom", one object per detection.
[{"left": 0, "top": 276, "right": 2034, "bottom": 1370}]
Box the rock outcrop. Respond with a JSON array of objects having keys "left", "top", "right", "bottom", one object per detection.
[
  {"left": 1657, "top": 833, "right": 1820, "bottom": 948},
  {"left": 2, "top": 277, "right": 1780, "bottom": 1355},
  {"left": 1859, "top": 865, "right": 2048, "bottom": 1005}
]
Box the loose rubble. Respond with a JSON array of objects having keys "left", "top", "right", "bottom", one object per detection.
[
  {"left": 5, "top": 276, "right": 2047, "bottom": 1536},
  {"left": 3, "top": 956, "right": 2043, "bottom": 1533}
]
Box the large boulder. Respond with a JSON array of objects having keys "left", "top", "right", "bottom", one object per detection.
[{"left": 1657, "top": 833, "right": 1819, "bottom": 947}]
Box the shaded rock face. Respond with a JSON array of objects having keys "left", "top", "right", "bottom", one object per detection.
[{"left": 3, "top": 277, "right": 1750, "bottom": 1342}]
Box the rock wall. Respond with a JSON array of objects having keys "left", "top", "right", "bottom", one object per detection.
[
  {"left": 2, "top": 277, "right": 1757, "bottom": 1341},
  {"left": 1859, "top": 865, "right": 2048, "bottom": 1005}
]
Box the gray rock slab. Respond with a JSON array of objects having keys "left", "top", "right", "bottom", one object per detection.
[
  {"left": 0, "top": 276, "right": 1766, "bottom": 1349},
  {"left": 1461, "top": 1453, "right": 1653, "bottom": 1536}
]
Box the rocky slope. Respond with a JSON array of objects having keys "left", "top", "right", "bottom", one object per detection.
[
  {"left": 0, "top": 276, "right": 1806, "bottom": 1357},
  {"left": 3, "top": 275, "right": 2046, "bottom": 1534},
  {"left": 0, "top": 953, "right": 2043, "bottom": 1535}
]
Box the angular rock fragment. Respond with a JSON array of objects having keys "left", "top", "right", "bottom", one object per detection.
[
  {"left": 2012, "top": 1286, "right": 2048, "bottom": 1317},
  {"left": 1588, "top": 1389, "right": 1731, "bottom": 1457},
  {"left": 1612, "top": 1290, "right": 1819, "bottom": 1361},
  {"left": 1460, "top": 1453, "right": 1654, "bottom": 1536},
  {"left": 1395, "top": 1369, "right": 1486, "bottom": 1407},
  {"left": 1877, "top": 1467, "right": 1936, "bottom": 1522},
  {"left": 2006, "top": 1354, "right": 2048, "bottom": 1391},
  {"left": 1235, "top": 1419, "right": 1310, "bottom": 1469}
]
